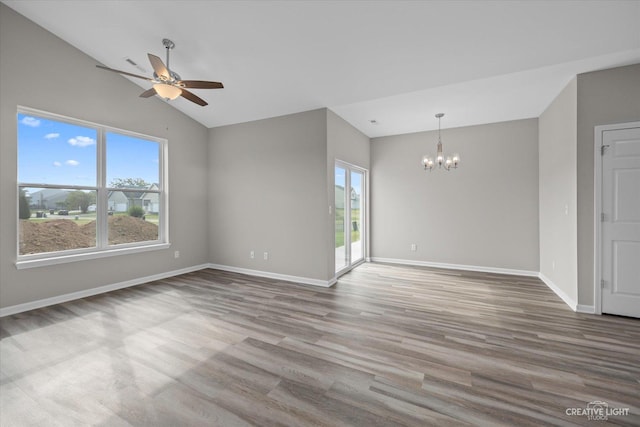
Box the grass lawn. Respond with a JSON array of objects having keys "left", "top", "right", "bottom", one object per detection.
[
  {"left": 27, "top": 211, "right": 159, "bottom": 225},
  {"left": 335, "top": 208, "right": 361, "bottom": 248},
  {"left": 29, "top": 211, "right": 95, "bottom": 225}
]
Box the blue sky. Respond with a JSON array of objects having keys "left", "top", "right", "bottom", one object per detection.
[
  {"left": 106, "top": 132, "right": 159, "bottom": 186},
  {"left": 335, "top": 167, "right": 362, "bottom": 196},
  {"left": 18, "top": 114, "right": 159, "bottom": 187},
  {"left": 350, "top": 171, "right": 362, "bottom": 195}
]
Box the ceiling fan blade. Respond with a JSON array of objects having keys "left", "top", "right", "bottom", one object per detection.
[
  {"left": 179, "top": 80, "right": 224, "bottom": 89},
  {"left": 96, "top": 65, "right": 153, "bottom": 81},
  {"left": 180, "top": 89, "right": 208, "bottom": 106},
  {"left": 148, "top": 53, "right": 170, "bottom": 80},
  {"left": 139, "top": 88, "right": 157, "bottom": 98}
]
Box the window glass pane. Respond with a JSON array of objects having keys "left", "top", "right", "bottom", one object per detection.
[
  {"left": 19, "top": 187, "right": 97, "bottom": 255},
  {"left": 108, "top": 190, "right": 159, "bottom": 246},
  {"left": 18, "top": 113, "right": 97, "bottom": 186},
  {"left": 106, "top": 132, "right": 159, "bottom": 189},
  {"left": 350, "top": 170, "right": 363, "bottom": 262}
]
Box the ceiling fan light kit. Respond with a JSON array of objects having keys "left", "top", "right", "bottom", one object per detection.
[
  {"left": 422, "top": 113, "right": 460, "bottom": 172},
  {"left": 96, "top": 38, "right": 223, "bottom": 106},
  {"left": 153, "top": 83, "right": 181, "bottom": 100}
]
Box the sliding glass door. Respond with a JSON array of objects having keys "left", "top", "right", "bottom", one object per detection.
[
  {"left": 350, "top": 169, "right": 364, "bottom": 264},
  {"left": 335, "top": 161, "right": 366, "bottom": 274},
  {"left": 335, "top": 165, "right": 348, "bottom": 272}
]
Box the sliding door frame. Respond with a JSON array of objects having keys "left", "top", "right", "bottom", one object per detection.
[{"left": 335, "top": 160, "right": 368, "bottom": 277}]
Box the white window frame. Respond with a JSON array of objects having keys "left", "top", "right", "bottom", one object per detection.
[{"left": 16, "top": 106, "right": 169, "bottom": 269}]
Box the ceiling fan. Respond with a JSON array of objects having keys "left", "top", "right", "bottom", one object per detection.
[{"left": 96, "top": 38, "right": 223, "bottom": 106}]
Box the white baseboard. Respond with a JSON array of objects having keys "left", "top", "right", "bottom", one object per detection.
[
  {"left": 370, "top": 257, "right": 539, "bottom": 277},
  {"left": 370, "top": 257, "right": 585, "bottom": 313},
  {"left": 0, "top": 264, "right": 210, "bottom": 317},
  {"left": 207, "top": 263, "right": 336, "bottom": 288},
  {"left": 537, "top": 273, "right": 578, "bottom": 312},
  {"left": 1, "top": 259, "right": 593, "bottom": 318},
  {"left": 576, "top": 304, "right": 596, "bottom": 314}
]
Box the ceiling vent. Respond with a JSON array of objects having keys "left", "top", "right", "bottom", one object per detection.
[{"left": 124, "top": 57, "right": 147, "bottom": 73}]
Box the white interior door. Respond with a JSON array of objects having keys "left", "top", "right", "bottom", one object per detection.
[{"left": 601, "top": 125, "right": 640, "bottom": 318}]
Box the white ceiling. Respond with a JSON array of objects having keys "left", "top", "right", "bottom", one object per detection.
[{"left": 3, "top": 0, "right": 640, "bottom": 137}]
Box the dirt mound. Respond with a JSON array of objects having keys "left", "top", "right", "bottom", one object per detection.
[
  {"left": 20, "top": 219, "right": 93, "bottom": 254},
  {"left": 20, "top": 216, "right": 158, "bottom": 255},
  {"left": 106, "top": 215, "right": 158, "bottom": 245}
]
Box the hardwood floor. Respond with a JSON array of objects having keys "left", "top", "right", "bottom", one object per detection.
[{"left": 1, "top": 263, "right": 639, "bottom": 426}]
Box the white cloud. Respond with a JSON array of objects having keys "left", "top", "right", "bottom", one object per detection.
[
  {"left": 68, "top": 136, "right": 95, "bottom": 147},
  {"left": 53, "top": 161, "right": 62, "bottom": 167},
  {"left": 21, "top": 116, "right": 41, "bottom": 127},
  {"left": 65, "top": 160, "right": 79, "bottom": 166},
  {"left": 45, "top": 133, "right": 60, "bottom": 139}
]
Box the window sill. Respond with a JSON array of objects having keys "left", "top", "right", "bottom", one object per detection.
[{"left": 15, "top": 243, "right": 171, "bottom": 270}]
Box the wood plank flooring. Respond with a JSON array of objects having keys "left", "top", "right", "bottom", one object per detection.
[{"left": 1, "top": 263, "right": 639, "bottom": 426}]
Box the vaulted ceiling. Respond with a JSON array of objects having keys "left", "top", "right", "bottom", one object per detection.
[{"left": 3, "top": 0, "right": 639, "bottom": 137}]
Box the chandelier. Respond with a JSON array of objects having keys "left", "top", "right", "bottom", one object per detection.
[{"left": 422, "top": 113, "right": 460, "bottom": 171}]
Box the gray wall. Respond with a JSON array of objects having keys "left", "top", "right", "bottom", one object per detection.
[
  {"left": 539, "top": 78, "right": 578, "bottom": 302},
  {"left": 208, "top": 109, "right": 331, "bottom": 281},
  {"left": 327, "top": 109, "right": 371, "bottom": 170},
  {"left": 326, "top": 109, "right": 371, "bottom": 275},
  {"left": 576, "top": 63, "right": 640, "bottom": 306},
  {"left": 371, "top": 119, "right": 540, "bottom": 272},
  {"left": 5, "top": 1, "right": 636, "bottom": 312},
  {"left": 0, "top": 4, "right": 210, "bottom": 309}
]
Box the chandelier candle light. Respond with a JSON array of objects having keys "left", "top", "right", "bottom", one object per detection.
[{"left": 422, "top": 113, "right": 460, "bottom": 171}]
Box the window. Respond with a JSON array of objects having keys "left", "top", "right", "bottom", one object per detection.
[{"left": 17, "top": 107, "right": 168, "bottom": 268}]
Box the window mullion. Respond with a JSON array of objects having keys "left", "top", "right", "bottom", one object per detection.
[{"left": 97, "top": 128, "right": 108, "bottom": 249}]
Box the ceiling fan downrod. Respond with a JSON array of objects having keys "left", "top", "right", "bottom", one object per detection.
[
  {"left": 160, "top": 38, "right": 181, "bottom": 82},
  {"left": 162, "top": 38, "right": 175, "bottom": 73}
]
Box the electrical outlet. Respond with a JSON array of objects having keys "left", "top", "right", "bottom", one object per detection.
[
  {"left": 174, "top": 250, "right": 180, "bottom": 259},
  {"left": 263, "top": 252, "right": 269, "bottom": 260},
  {"left": 410, "top": 244, "right": 417, "bottom": 252},
  {"left": 250, "top": 250, "right": 255, "bottom": 259}
]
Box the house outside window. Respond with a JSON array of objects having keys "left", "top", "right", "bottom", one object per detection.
[{"left": 17, "top": 107, "right": 168, "bottom": 268}]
